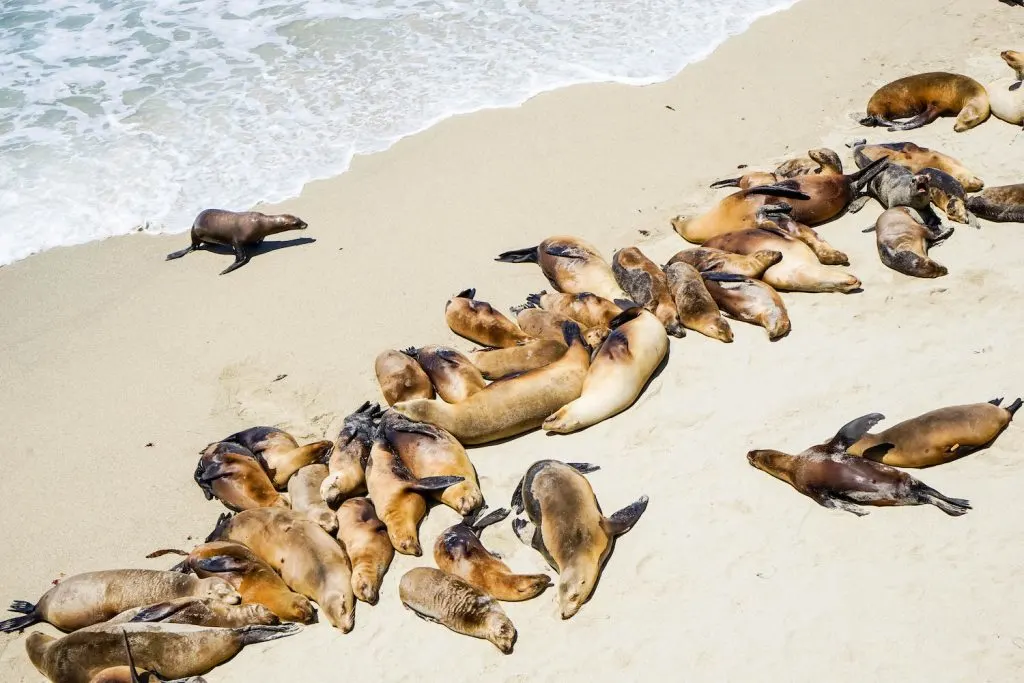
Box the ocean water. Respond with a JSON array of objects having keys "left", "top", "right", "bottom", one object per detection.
[{"left": 0, "top": 0, "right": 797, "bottom": 266}]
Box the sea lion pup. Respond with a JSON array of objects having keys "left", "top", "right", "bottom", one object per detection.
[
  {"left": 335, "top": 498, "right": 394, "bottom": 605},
  {"left": 520, "top": 290, "right": 623, "bottom": 329},
  {"left": 988, "top": 50, "right": 1024, "bottom": 126},
  {"left": 966, "top": 184, "right": 1024, "bottom": 222},
  {"left": 871, "top": 207, "right": 951, "bottom": 279},
  {"left": 146, "top": 542, "right": 315, "bottom": 624},
  {"left": 105, "top": 597, "right": 279, "bottom": 628},
  {"left": 510, "top": 460, "right": 648, "bottom": 619},
  {"left": 0, "top": 570, "right": 239, "bottom": 633},
  {"left": 611, "top": 247, "right": 686, "bottom": 337},
  {"left": 434, "top": 507, "right": 552, "bottom": 602},
  {"left": 221, "top": 426, "right": 333, "bottom": 490},
  {"left": 206, "top": 508, "right": 356, "bottom": 632},
  {"left": 403, "top": 345, "right": 485, "bottom": 403},
  {"left": 27, "top": 622, "right": 299, "bottom": 683},
  {"left": 379, "top": 409, "right": 482, "bottom": 516},
  {"left": 364, "top": 435, "right": 465, "bottom": 556},
  {"left": 391, "top": 321, "right": 591, "bottom": 445},
  {"left": 702, "top": 272, "right": 791, "bottom": 340},
  {"left": 467, "top": 338, "right": 568, "bottom": 380},
  {"left": 193, "top": 442, "right": 289, "bottom": 512},
  {"left": 287, "top": 464, "right": 338, "bottom": 534},
  {"left": 710, "top": 148, "right": 845, "bottom": 190},
  {"left": 859, "top": 72, "right": 990, "bottom": 132},
  {"left": 322, "top": 401, "right": 381, "bottom": 506},
  {"left": 444, "top": 288, "right": 533, "bottom": 348},
  {"left": 666, "top": 247, "right": 782, "bottom": 279},
  {"left": 847, "top": 398, "right": 1022, "bottom": 468},
  {"left": 916, "top": 168, "right": 976, "bottom": 226},
  {"left": 375, "top": 349, "right": 435, "bottom": 406},
  {"left": 543, "top": 308, "right": 668, "bottom": 434},
  {"left": 849, "top": 162, "right": 944, "bottom": 228},
  {"left": 495, "top": 236, "right": 628, "bottom": 301},
  {"left": 850, "top": 139, "right": 984, "bottom": 192},
  {"left": 663, "top": 262, "right": 734, "bottom": 342},
  {"left": 165, "top": 208, "right": 308, "bottom": 275},
  {"left": 747, "top": 413, "right": 972, "bottom": 516},
  {"left": 670, "top": 184, "right": 811, "bottom": 243}
]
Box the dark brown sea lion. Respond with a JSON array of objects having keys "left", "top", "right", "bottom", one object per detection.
[
  {"left": 193, "top": 442, "right": 288, "bottom": 512},
  {"left": 467, "top": 338, "right": 568, "bottom": 380},
  {"left": 375, "top": 349, "right": 436, "bottom": 406},
  {"left": 860, "top": 72, "right": 991, "bottom": 132},
  {"left": 322, "top": 401, "right": 381, "bottom": 506},
  {"left": 665, "top": 247, "right": 781, "bottom": 279},
  {"left": 747, "top": 413, "right": 972, "bottom": 516},
  {"left": 966, "top": 184, "right": 1024, "bottom": 222},
  {"left": 445, "top": 288, "right": 533, "bottom": 348},
  {"left": 510, "top": 460, "right": 648, "bottom": 619},
  {"left": 670, "top": 185, "right": 811, "bottom": 243},
  {"left": 611, "top": 246, "right": 686, "bottom": 337},
  {"left": 710, "top": 148, "right": 845, "bottom": 190},
  {"left": 403, "top": 345, "right": 486, "bottom": 403},
  {"left": 105, "top": 597, "right": 278, "bottom": 628},
  {"left": 850, "top": 139, "right": 984, "bottom": 191},
  {"left": 399, "top": 567, "right": 516, "bottom": 653},
  {"left": 701, "top": 273, "right": 791, "bottom": 340},
  {"left": 847, "top": 398, "right": 1021, "bottom": 468},
  {"left": 663, "top": 262, "right": 734, "bottom": 342},
  {"left": 287, "top": 464, "right": 338, "bottom": 534},
  {"left": 221, "top": 427, "right": 333, "bottom": 490},
  {"left": 495, "top": 236, "right": 629, "bottom": 301},
  {"left": 335, "top": 497, "right": 394, "bottom": 605},
  {"left": 871, "top": 207, "right": 951, "bottom": 278},
  {"left": 519, "top": 290, "right": 623, "bottom": 329},
  {"left": 165, "top": 209, "right": 308, "bottom": 275}
]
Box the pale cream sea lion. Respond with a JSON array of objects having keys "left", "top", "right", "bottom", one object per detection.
[
  {"left": 375, "top": 349, "right": 436, "bottom": 406},
  {"left": 287, "top": 464, "right": 338, "bottom": 534},
  {"left": 322, "top": 401, "right": 381, "bottom": 506},
  {"left": 221, "top": 426, "right": 333, "bottom": 490},
  {"left": 403, "top": 345, "right": 486, "bottom": 403},
  {"left": 987, "top": 50, "right": 1024, "bottom": 126},
  {"left": 666, "top": 247, "right": 781, "bottom": 279},
  {"left": 702, "top": 272, "right": 791, "bottom": 340},
  {"left": 850, "top": 139, "right": 984, "bottom": 192},
  {"left": 860, "top": 72, "right": 991, "bottom": 132},
  {"left": 445, "top": 288, "right": 533, "bottom": 348},
  {"left": 669, "top": 185, "right": 811, "bottom": 243},
  {"left": 663, "top": 262, "right": 734, "bottom": 342},
  {"left": 871, "top": 207, "right": 951, "bottom": 278},
  {"left": 467, "top": 338, "right": 568, "bottom": 380},
  {"left": 105, "top": 597, "right": 278, "bottom": 628},
  {"left": 335, "top": 497, "right": 394, "bottom": 605},
  {"left": 611, "top": 246, "right": 686, "bottom": 337},
  {"left": 165, "top": 208, "right": 308, "bottom": 275},
  {"left": 193, "top": 442, "right": 288, "bottom": 512},
  {"left": 495, "top": 236, "right": 629, "bottom": 301}
]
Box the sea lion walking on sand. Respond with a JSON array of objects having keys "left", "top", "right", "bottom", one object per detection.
[
  {"left": 663, "top": 262, "right": 734, "bottom": 342},
  {"left": 701, "top": 272, "right": 791, "bottom": 340},
  {"left": 165, "top": 209, "right": 309, "bottom": 275},
  {"left": 986, "top": 50, "right": 1024, "bottom": 127},
  {"left": 495, "top": 236, "right": 629, "bottom": 301},
  {"left": 321, "top": 401, "right": 381, "bottom": 506},
  {"left": 871, "top": 208, "right": 952, "bottom": 279},
  {"left": 859, "top": 72, "right": 991, "bottom": 132},
  {"left": 193, "top": 442, "right": 289, "bottom": 512},
  {"left": 611, "top": 246, "right": 686, "bottom": 337},
  {"left": 747, "top": 413, "right": 972, "bottom": 516},
  {"left": 510, "top": 460, "right": 648, "bottom": 619},
  {"left": 666, "top": 247, "right": 781, "bottom": 279},
  {"left": 966, "top": 184, "right": 1024, "bottom": 223},
  {"left": 849, "top": 139, "right": 984, "bottom": 192},
  {"left": 403, "top": 345, "right": 486, "bottom": 403},
  {"left": 444, "top": 288, "right": 533, "bottom": 348},
  {"left": 287, "top": 464, "right": 338, "bottom": 534},
  {"left": 221, "top": 426, "right": 333, "bottom": 490},
  {"left": 335, "top": 497, "right": 394, "bottom": 605}
]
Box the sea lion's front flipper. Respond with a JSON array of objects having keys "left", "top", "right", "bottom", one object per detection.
[
  {"left": 205, "top": 512, "right": 234, "bottom": 543},
  {"left": 709, "top": 177, "right": 742, "bottom": 189},
  {"left": 928, "top": 225, "right": 955, "bottom": 245},
  {"left": 219, "top": 245, "right": 251, "bottom": 275},
  {"left": 237, "top": 623, "right": 302, "bottom": 645},
  {"left": 847, "top": 196, "right": 872, "bottom": 214},
  {"left": 129, "top": 600, "right": 194, "bottom": 623},
  {"left": 860, "top": 443, "right": 896, "bottom": 463},
  {"left": 192, "top": 555, "right": 250, "bottom": 574},
  {"left": 408, "top": 475, "right": 465, "bottom": 493},
  {"left": 122, "top": 629, "right": 143, "bottom": 683},
  {"left": 745, "top": 185, "right": 810, "bottom": 201},
  {"left": 510, "top": 475, "right": 526, "bottom": 514},
  {"left": 512, "top": 517, "right": 556, "bottom": 570},
  {"left": 543, "top": 245, "right": 588, "bottom": 260},
  {"left": 495, "top": 247, "right": 539, "bottom": 264},
  {"left": 406, "top": 605, "right": 443, "bottom": 625},
  {"left": 605, "top": 495, "right": 650, "bottom": 536},
  {"left": 826, "top": 413, "right": 886, "bottom": 452},
  {"left": 612, "top": 298, "right": 642, "bottom": 310},
  {"left": 821, "top": 496, "right": 871, "bottom": 517},
  {"left": 467, "top": 507, "right": 510, "bottom": 535},
  {"left": 566, "top": 462, "right": 600, "bottom": 474},
  {"left": 1006, "top": 398, "right": 1023, "bottom": 417},
  {"left": 701, "top": 271, "right": 747, "bottom": 283}
]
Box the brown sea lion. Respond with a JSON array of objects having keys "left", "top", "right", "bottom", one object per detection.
[
  {"left": 399, "top": 567, "right": 516, "bottom": 654},
  {"left": 665, "top": 247, "right": 781, "bottom": 279},
  {"left": 747, "top": 413, "right": 972, "bottom": 516},
  {"left": 518, "top": 290, "right": 623, "bottom": 329},
  {"left": 193, "top": 442, "right": 288, "bottom": 512},
  {"left": 335, "top": 497, "right": 394, "bottom": 605},
  {"left": 322, "top": 401, "right": 381, "bottom": 506},
  {"left": 916, "top": 168, "right": 976, "bottom": 226},
  {"left": 756, "top": 209, "right": 850, "bottom": 265},
  {"left": 611, "top": 246, "right": 686, "bottom": 337},
  {"left": 702, "top": 273, "right": 791, "bottom": 340},
  {"left": 146, "top": 541, "right": 315, "bottom": 624},
  {"left": 380, "top": 409, "right": 482, "bottom": 516},
  {"left": 445, "top": 288, "right": 532, "bottom": 348},
  {"left": 860, "top": 72, "right": 991, "bottom": 132},
  {"left": 105, "top": 597, "right": 278, "bottom": 628},
  {"left": 966, "top": 184, "right": 1024, "bottom": 223},
  {"left": 495, "top": 236, "right": 628, "bottom": 301},
  {"left": 287, "top": 464, "right": 338, "bottom": 534},
  {"left": 80, "top": 630, "right": 206, "bottom": 683},
  {"left": 850, "top": 162, "right": 944, "bottom": 229},
  {"left": 403, "top": 345, "right": 486, "bottom": 403},
  {"left": 871, "top": 207, "right": 951, "bottom": 278},
  {"left": 988, "top": 50, "right": 1024, "bottom": 126},
  {"left": 850, "top": 139, "right": 983, "bottom": 192},
  {"left": 375, "top": 349, "right": 436, "bottom": 406},
  {"left": 0, "top": 570, "right": 239, "bottom": 634},
  {"left": 847, "top": 398, "right": 1021, "bottom": 468},
  {"left": 669, "top": 184, "right": 811, "bottom": 243},
  {"left": 512, "top": 304, "right": 611, "bottom": 350},
  {"left": 165, "top": 209, "right": 308, "bottom": 275},
  {"left": 221, "top": 427, "right": 333, "bottom": 490},
  {"left": 543, "top": 308, "right": 668, "bottom": 434},
  {"left": 391, "top": 321, "right": 591, "bottom": 445},
  {"left": 710, "top": 148, "right": 845, "bottom": 190},
  {"left": 434, "top": 507, "right": 551, "bottom": 602},
  {"left": 467, "top": 338, "right": 568, "bottom": 380},
  {"left": 663, "top": 262, "right": 733, "bottom": 342},
  {"left": 510, "top": 460, "right": 648, "bottom": 619},
  {"left": 206, "top": 508, "right": 356, "bottom": 632}
]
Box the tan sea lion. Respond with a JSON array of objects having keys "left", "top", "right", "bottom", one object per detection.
[
  {"left": 193, "top": 442, "right": 288, "bottom": 512},
  {"left": 512, "top": 304, "right": 611, "bottom": 350},
  {"left": 850, "top": 139, "right": 983, "bottom": 192},
  {"left": 375, "top": 349, "right": 436, "bottom": 406},
  {"left": 105, "top": 597, "right": 278, "bottom": 628},
  {"left": 663, "top": 262, "right": 733, "bottom": 342},
  {"left": 434, "top": 507, "right": 552, "bottom": 602},
  {"left": 543, "top": 308, "right": 668, "bottom": 434},
  {"left": 519, "top": 290, "right": 623, "bottom": 329},
  {"left": 756, "top": 209, "right": 850, "bottom": 265},
  {"left": 467, "top": 338, "right": 568, "bottom": 380},
  {"left": 666, "top": 247, "right": 781, "bottom": 279},
  {"left": 871, "top": 207, "right": 951, "bottom": 278},
  {"left": 403, "top": 345, "right": 486, "bottom": 403},
  {"left": 221, "top": 427, "right": 333, "bottom": 490},
  {"left": 322, "top": 402, "right": 381, "bottom": 506},
  {"left": 915, "top": 168, "right": 976, "bottom": 226},
  {"left": 860, "top": 72, "right": 990, "bottom": 132},
  {"left": 287, "top": 464, "right": 338, "bottom": 534},
  {"left": 669, "top": 185, "right": 811, "bottom": 243},
  {"left": 987, "top": 50, "right": 1024, "bottom": 126},
  {"left": 445, "top": 288, "right": 533, "bottom": 348},
  {"left": 495, "top": 236, "right": 628, "bottom": 301},
  {"left": 399, "top": 567, "right": 516, "bottom": 653},
  {"left": 747, "top": 413, "right": 972, "bottom": 516},
  {"left": 710, "top": 148, "right": 845, "bottom": 190},
  {"left": 391, "top": 321, "right": 591, "bottom": 445},
  {"left": 847, "top": 398, "right": 1021, "bottom": 468},
  {"left": 79, "top": 630, "right": 206, "bottom": 683},
  {"left": 165, "top": 209, "right": 308, "bottom": 275},
  {"left": 334, "top": 498, "right": 394, "bottom": 605},
  {"left": 966, "top": 184, "right": 1024, "bottom": 223},
  {"left": 510, "top": 460, "right": 648, "bottom": 619},
  {"left": 0, "top": 570, "right": 239, "bottom": 633},
  {"left": 611, "top": 246, "right": 686, "bottom": 337},
  {"left": 206, "top": 508, "right": 356, "bottom": 632},
  {"left": 702, "top": 272, "right": 791, "bottom": 340}
]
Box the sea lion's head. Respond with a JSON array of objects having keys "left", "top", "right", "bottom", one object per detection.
[
  {"left": 808, "top": 148, "right": 843, "bottom": 175},
  {"left": 911, "top": 173, "right": 931, "bottom": 198},
  {"left": 483, "top": 607, "right": 517, "bottom": 654},
  {"left": 944, "top": 196, "right": 970, "bottom": 224},
  {"left": 199, "top": 576, "right": 241, "bottom": 604},
  {"left": 1001, "top": 50, "right": 1024, "bottom": 80},
  {"left": 557, "top": 561, "right": 600, "bottom": 620},
  {"left": 278, "top": 214, "right": 308, "bottom": 230},
  {"left": 953, "top": 102, "right": 989, "bottom": 132},
  {"left": 746, "top": 449, "right": 796, "bottom": 485}
]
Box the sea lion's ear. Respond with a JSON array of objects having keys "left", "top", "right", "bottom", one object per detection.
[
  {"left": 860, "top": 443, "right": 896, "bottom": 462},
  {"left": 826, "top": 413, "right": 886, "bottom": 452}
]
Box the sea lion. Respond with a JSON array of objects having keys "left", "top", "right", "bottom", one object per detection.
[
  {"left": 748, "top": 413, "right": 972, "bottom": 516},
  {"left": 518, "top": 290, "right": 623, "bottom": 329},
  {"left": 165, "top": 209, "right": 308, "bottom": 275},
  {"left": 335, "top": 497, "right": 394, "bottom": 605},
  {"left": 467, "top": 338, "right": 568, "bottom": 380},
  {"left": 849, "top": 163, "right": 943, "bottom": 228},
  {"left": 847, "top": 398, "right": 1022, "bottom": 468},
  {"left": 146, "top": 541, "right": 315, "bottom": 624},
  {"left": 206, "top": 507, "right": 356, "bottom": 632},
  {"left": 543, "top": 308, "right": 668, "bottom": 434},
  {"left": 709, "top": 149, "right": 844, "bottom": 190},
  {"left": 403, "top": 345, "right": 486, "bottom": 403},
  {"left": 27, "top": 622, "right": 298, "bottom": 683},
  {"left": 434, "top": 507, "right": 552, "bottom": 602},
  {"left": 966, "top": 184, "right": 1024, "bottom": 222},
  {"left": 512, "top": 304, "right": 611, "bottom": 350},
  {"left": 221, "top": 427, "right": 333, "bottom": 490},
  {"left": 663, "top": 262, "right": 734, "bottom": 342},
  {"left": 287, "top": 464, "right": 338, "bottom": 534},
  {"left": 701, "top": 272, "right": 791, "bottom": 340},
  {"left": 665, "top": 247, "right": 782, "bottom": 279},
  {"left": 0, "top": 570, "right": 239, "bottom": 633},
  {"left": 321, "top": 401, "right": 381, "bottom": 506},
  {"left": 79, "top": 630, "right": 206, "bottom": 683},
  {"left": 105, "top": 597, "right": 278, "bottom": 628},
  {"left": 850, "top": 139, "right": 983, "bottom": 192},
  {"left": 379, "top": 409, "right": 482, "bottom": 516},
  {"left": 917, "top": 168, "right": 976, "bottom": 226},
  {"left": 750, "top": 208, "right": 849, "bottom": 265},
  {"left": 391, "top": 321, "right": 591, "bottom": 445},
  {"left": 444, "top": 288, "right": 533, "bottom": 348},
  {"left": 364, "top": 435, "right": 465, "bottom": 556},
  {"left": 611, "top": 246, "right": 686, "bottom": 337},
  {"left": 376, "top": 349, "right": 436, "bottom": 406},
  {"left": 510, "top": 460, "right": 648, "bottom": 619},
  {"left": 986, "top": 50, "right": 1024, "bottom": 126},
  {"left": 859, "top": 72, "right": 991, "bottom": 132},
  {"left": 399, "top": 567, "right": 517, "bottom": 653},
  {"left": 670, "top": 185, "right": 811, "bottom": 243},
  {"left": 495, "top": 236, "right": 628, "bottom": 301},
  {"left": 871, "top": 207, "right": 951, "bottom": 278},
  {"left": 193, "top": 442, "right": 288, "bottom": 512}
]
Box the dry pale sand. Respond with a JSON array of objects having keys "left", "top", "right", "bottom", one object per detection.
[{"left": 3, "top": 0, "right": 1024, "bottom": 680}]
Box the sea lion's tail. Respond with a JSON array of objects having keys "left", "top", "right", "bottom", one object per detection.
[
  {"left": 744, "top": 185, "right": 810, "bottom": 201},
  {"left": 237, "top": 623, "right": 302, "bottom": 645},
  {"left": 847, "top": 156, "right": 889, "bottom": 192},
  {"left": 709, "top": 177, "right": 742, "bottom": 189},
  {"left": 0, "top": 602, "right": 39, "bottom": 633},
  {"left": 206, "top": 512, "right": 234, "bottom": 543},
  {"left": 917, "top": 485, "right": 971, "bottom": 517},
  {"left": 1005, "top": 398, "right": 1023, "bottom": 417},
  {"left": 495, "top": 246, "right": 539, "bottom": 263}
]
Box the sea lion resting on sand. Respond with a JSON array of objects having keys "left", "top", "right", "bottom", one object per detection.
[
  {"left": 987, "top": 50, "right": 1024, "bottom": 126},
  {"left": 70, "top": 630, "right": 206, "bottom": 683},
  {"left": 335, "top": 497, "right": 394, "bottom": 605},
  {"left": 711, "top": 148, "right": 844, "bottom": 190},
  {"left": 670, "top": 185, "right": 810, "bottom": 244},
  {"left": 513, "top": 306, "right": 611, "bottom": 350},
  {"left": 870, "top": 207, "right": 951, "bottom": 279},
  {"left": 495, "top": 236, "right": 629, "bottom": 301},
  {"left": 165, "top": 209, "right": 308, "bottom": 275},
  {"left": 222, "top": 426, "right": 333, "bottom": 490},
  {"left": 701, "top": 273, "right": 791, "bottom": 341},
  {"left": 666, "top": 247, "right": 781, "bottom": 279},
  {"left": 468, "top": 338, "right": 568, "bottom": 380},
  {"left": 848, "top": 397, "right": 1021, "bottom": 468},
  {"left": 859, "top": 72, "right": 990, "bottom": 132},
  {"left": 445, "top": 288, "right": 533, "bottom": 348},
  {"left": 966, "top": 184, "right": 1024, "bottom": 223},
  {"left": 747, "top": 413, "right": 972, "bottom": 516},
  {"left": 848, "top": 162, "right": 944, "bottom": 229},
  {"left": 517, "top": 290, "right": 623, "bottom": 329},
  {"left": 105, "top": 597, "right": 278, "bottom": 628},
  {"left": 611, "top": 247, "right": 686, "bottom": 337},
  {"left": 321, "top": 401, "right": 381, "bottom": 506},
  {"left": 288, "top": 464, "right": 338, "bottom": 534},
  {"left": 193, "top": 442, "right": 288, "bottom": 512},
  {"left": 850, "top": 139, "right": 983, "bottom": 192},
  {"left": 403, "top": 346, "right": 485, "bottom": 403},
  {"left": 375, "top": 350, "right": 435, "bottom": 406},
  {"left": 663, "top": 262, "right": 734, "bottom": 342}
]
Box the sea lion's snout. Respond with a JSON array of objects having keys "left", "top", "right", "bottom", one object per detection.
[
  {"left": 297, "top": 220, "right": 308, "bottom": 229},
  {"left": 913, "top": 175, "right": 929, "bottom": 194}
]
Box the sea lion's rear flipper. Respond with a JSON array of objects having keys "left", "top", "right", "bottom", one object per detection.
[
  {"left": 886, "top": 106, "right": 940, "bottom": 132},
  {"left": 237, "top": 623, "right": 302, "bottom": 645},
  {"left": 467, "top": 507, "right": 511, "bottom": 535},
  {"left": 434, "top": 348, "right": 463, "bottom": 365},
  {"left": 859, "top": 114, "right": 898, "bottom": 128},
  {"left": 928, "top": 225, "right": 955, "bottom": 245},
  {"left": 845, "top": 137, "right": 868, "bottom": 149},
  {"left": 846, "top": 156, "right": 888, "bottom": 191},
  {"left": 818, "top": 496, "right": 870, "bottom": 517},
  {"left": 701, "top": 271, "right": 747, "bottom": 283},
  {"left": 192, "top": 555, "right": 251, "bottom": 574},
  {"left": 566, "top": 462, "right": 600, "bottom": 474},
  {"left": 408, "top": 475, "right": 465, "bottom": 493},
  {"left": 206, "top": 512, "right": 234, "bottom": 543},
  {"left": 524, "top": 291, "right": 545, "bottom": 309},
  {"left": 495, "top": 247, "right": 539, "bottom": 263},
  {"left": 8, "top": 600, "right": 35, "bottom": 614},
  {"left": 826, "top": 413, "right": 886, "bottom": 452},
  {"left": 454, "top": 288, "right": 476, "bottom": 299},
  {"left": 605, "top": 495, "right": 650, "bottom": 536},
  {"left": 989, "top": 397, "right": 1004, "bottom": 407},
  {"left": 745, "top": 185, "right": 810, "bottom": 201},
  {"left": 400, "top": 347, "right": 419, "bottom": 358},
  {"left": 219, "top": 245, "right": 251, "bottom": 276},
  {"left": 967, "top": 211, "right": 981, "bottom": 229},
  {"left": 145, "top": 548, "right": 188, "bottom": 558},
  {"left": 860, "top": 443, "right": 896, "bottom": 463},
  {"left": 543, "top": 244, "right": 588, "bottom": 260},
  {"left": 914, "top": 484, "right": 971, "bottom": 516},
  {"left": 606, "top": 307, "right": 644, "bottom": 330},
  {"left": 709, "top": 177, "right": 742, "bottom": 189},
  {"left": 1006, "top": 398, "right": 1023, "bottom": 417},
  {"left": 129, "top": 600, "right": 195, "bottom": 623},
  {"left": 165, "top": 244, "right": 198, "bottom": 261},
  {"left": 848, "top": 196, "right": 872, "bottom": 214},
  {"left": 0, "top": 603, "right": 39, "bottom": 633},
  {"left": 510, "top": 475, "right": 526, "bottom": 514}
]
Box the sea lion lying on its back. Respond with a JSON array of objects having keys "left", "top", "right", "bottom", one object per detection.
[
  {"left": 444, "top": 288, "right": 533, "bottom": 348},
  {"left": 670, "top": 185, "right": 810, "bottom": 243},
  {"left": 859, "top": 72, "right": 990, "bottom": 132},
  {"left": 221, "top": 426, "right": 333, "bottom": 490},
  {"left": 403, "top": 345, "right": 486, "bottom": 403}
]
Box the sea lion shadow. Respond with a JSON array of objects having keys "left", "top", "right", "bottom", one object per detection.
[{"left": 202, "top": 237, "right": 317, "bottom": 258}]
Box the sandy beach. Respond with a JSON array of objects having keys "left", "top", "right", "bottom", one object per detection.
[{"left": 3, "top": 0, "right": 1024, "bottom": 680}]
